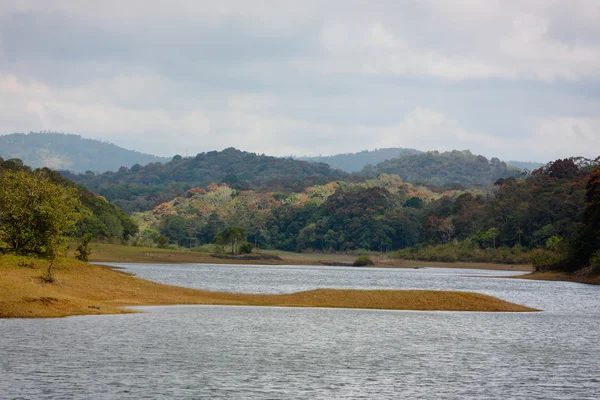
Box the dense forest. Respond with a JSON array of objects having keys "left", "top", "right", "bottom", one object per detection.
[
  {"left": 131, "top": 157, "right": 599, "bottom": 271},
  {"left": 64, "top": 148, "right": 352, "bottom": 213},
  {"left": 362, "top": 150, "right": 521, "bottom": 187},
  {"left": 0, "top": 157, "right": 137, "bottom": 240},
  {"left": 0, "top": 132, "right": 169, "bottom": 173},
  {"left": 300, "top": 148, "right": 422, "bottom": 172},
  {"left": 64, "top": 148, "right": 526, "bottom": 214}
]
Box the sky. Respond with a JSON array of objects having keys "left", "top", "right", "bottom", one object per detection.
[{"left": 1, "top": 0, "right": 599, "bottom": 162}]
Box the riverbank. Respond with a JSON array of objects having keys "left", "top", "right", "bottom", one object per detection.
[
  {"left": 86, "top": 243, "right": 533, "bottom": 271},
  {"left": 0, "top": 255, "right": 537, "bottom": 318},
  {"left": 515, "top": 270, "right": 600, "bottom": 285}
]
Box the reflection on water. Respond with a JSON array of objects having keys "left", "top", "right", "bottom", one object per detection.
[{"left": 1, "top": 264, "right": 599, "bottom": 399}]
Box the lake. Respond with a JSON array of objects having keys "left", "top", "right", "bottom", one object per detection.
[{"left": 1, "top": 263, "right": 599, "bottom": 399}]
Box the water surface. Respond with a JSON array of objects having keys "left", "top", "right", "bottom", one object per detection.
[{"left": 1, "top": 264, "right": 599, "bottom": 399}]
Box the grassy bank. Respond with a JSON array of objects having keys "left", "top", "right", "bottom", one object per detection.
[
  {"left": 515, "top": 271, "right": 600, "bottom": 285},
  {"left": 0, "top": 255, "right": 537, "bottom": 318},
  {"left": 85, "top": 243, "right": 285, "bottom": 264},
  {"left": 84, "top": 243, "right": 533, "bottom": 272}
]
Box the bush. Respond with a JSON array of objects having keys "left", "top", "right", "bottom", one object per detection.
[
  {"left": 153, "top": 235, "right": 169, "bottom": 248},
  {"left": 75, "top": 233, "right": 93, "bottom": 262},
  {"left": 238, "top": 241, "right": 253, "bottom": 254},
  {"left": 590, "top": 250, "right": 600, "bottom": 271},
  {"left": 526, "top": 249, "right": 564, "bottom": 272},
  {"left": 354, "top": 255, "right": 374, "bottom": 266}
]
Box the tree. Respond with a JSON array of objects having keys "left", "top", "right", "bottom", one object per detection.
[
  {"left": 570, "top": 167, "right": 600, "bottom": 268},
  {"left": 213, "top": 226, "right": 247, "bottom": 254},
  {"left": 75, "top": 233, "right": 93, "bottom": 261},
  {"left": 0, "top": 171, "right": 81, "bottom": 256}
]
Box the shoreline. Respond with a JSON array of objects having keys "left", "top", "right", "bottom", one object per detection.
[
  {"left": 1, "top": 255, "right": 538, "bottom": 318},
  {"left": 85, "top": 243, "right": 600, "bottom": 285}
]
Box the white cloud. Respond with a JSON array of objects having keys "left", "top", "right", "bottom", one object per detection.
[{"left": 1, "top": 1, "right": 599, "bottom": 162}]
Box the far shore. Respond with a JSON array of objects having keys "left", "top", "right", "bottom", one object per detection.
[
  {"left": 86, "top": 243, "right": 532, "bottom": 271},
  {"left": 0, "top": 255, "right": 538, "bottom": 318}
]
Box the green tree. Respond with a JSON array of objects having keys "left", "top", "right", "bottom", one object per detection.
[
  {"left": 214, "top": 226, "right": 247, "bottom": 255},
  {"left": 0, "top": 171, "right": 81, "bottom": 256}
]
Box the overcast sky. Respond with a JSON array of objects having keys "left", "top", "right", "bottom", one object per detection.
[{"left": 1, "top": 1, "right": 599, "bottom": 161}]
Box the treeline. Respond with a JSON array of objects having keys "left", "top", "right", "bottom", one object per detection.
[
  {"left": 64, "top": 147, "right": 352, "bottom": 213},
  {"left": 0, "top": 157, "right": 137, "bottom": 241}
]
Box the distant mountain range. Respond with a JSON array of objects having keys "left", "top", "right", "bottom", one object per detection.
[
  {"left": 0, "top": 132, "right": 169, "bottom": 173},
  {"left": 0, "top": 132, "right": 545, "bottom": 176}
]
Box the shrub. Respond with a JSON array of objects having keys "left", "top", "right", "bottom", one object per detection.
[
  {"left": 153, "top": 235, "right": 169, "bottom": 248},
  {"left": 590, "top": 250, "right": 600, "bottom": 271},
  {"left": 354, "top": 255, "right": 374, "bottom": 266},
  {"left": 238, "top": 241, "right": 254, "bottom": 254},
  {"left": 75, "top": 233, "right": 93, "bottom": 262},
  {"left": 41, "top": 260, "right": 57, "bottom": 283},
  {"left": 526, "top": 249, "right": 564, "bottom": 272}
]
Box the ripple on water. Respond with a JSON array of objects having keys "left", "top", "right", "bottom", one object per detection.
[{"left": 1, "top": 264, "right": 600, "bottom": 399}]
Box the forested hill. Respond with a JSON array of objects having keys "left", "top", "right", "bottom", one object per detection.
[
  {"left": 0, "top": 132, "right": 169, "bottom": 173},
  {"left": 362, "top": 150, "right": 520, "bottom": 187},
  {"left": 0, "top": 158, "right": 137, "bottom": 240},
  {"left": 299, "top": 148, "right": 422, "bottom": 172},
  {"left": 64, "top": 147, "right": 352, "bottom": 213},
  {"left": 132, "top": 158, "right": 599, "bottom": 275}
]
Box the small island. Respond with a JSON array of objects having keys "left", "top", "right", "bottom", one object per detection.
[{"left": 0, "top": 256, "right": 537, "bottom": 318}]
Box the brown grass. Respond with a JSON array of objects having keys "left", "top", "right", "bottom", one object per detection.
[
  {"left": 515, "top": 271, "right": 600, "bottom": 285},
  {"left": 85, "top": 243, "right": 533, "bottom": 271},
  {"left": 0, "top": 255, "right": 538, "bottom": 318}
]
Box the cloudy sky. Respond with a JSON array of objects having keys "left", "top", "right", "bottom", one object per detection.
[{"left": 1, "top": 0, "right": 599, "bottom": 161}]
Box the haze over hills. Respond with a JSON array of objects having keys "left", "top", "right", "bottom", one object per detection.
[
  {"left": 299, "top": 148, "right": 423, "bottom": 173},
  {"left": 0, "top": 132, "right": 170, "bottom": 173},
  {"left": 300, "top": 148, "right": 544, "bottom": 173}
]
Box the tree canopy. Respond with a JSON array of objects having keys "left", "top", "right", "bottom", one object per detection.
[{"left": 0, "top": 170, "right": 81, "bottom": 256}]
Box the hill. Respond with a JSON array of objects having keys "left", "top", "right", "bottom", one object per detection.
[
  {"left": 0, "top": 132, "right": 169, "bottom": 173},
  {"left": 64, "top": 147, "right": 352, "bottom": 213},
  {"left": 299, "top": 148, "right": 422, "bottom": 172},
  {"left": 362, "top": 150, "right": 520, "bottom": 187}
]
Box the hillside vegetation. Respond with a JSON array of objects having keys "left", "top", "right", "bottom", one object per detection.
[
  {"left": 0, "top": 132, "right": 169, "bottom": 173},
  {"left": 0, "top": 158, "right": 137, "bottom": 242},
  {"left": 65, "top": 147, "right": 351, "bottom": 213},
  {"left": 362, "top": 150, "right": 520, "bottom": 187}
]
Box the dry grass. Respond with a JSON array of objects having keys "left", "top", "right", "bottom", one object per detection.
[
  {"left": 515, "top": 271, "right": 600, "bottom": 285},
  {"left": 378, "top": 257, "right": 533, "bottom": 271},
  {"left": 0, "top": 255, "right": 538, "bottom": 318}
]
